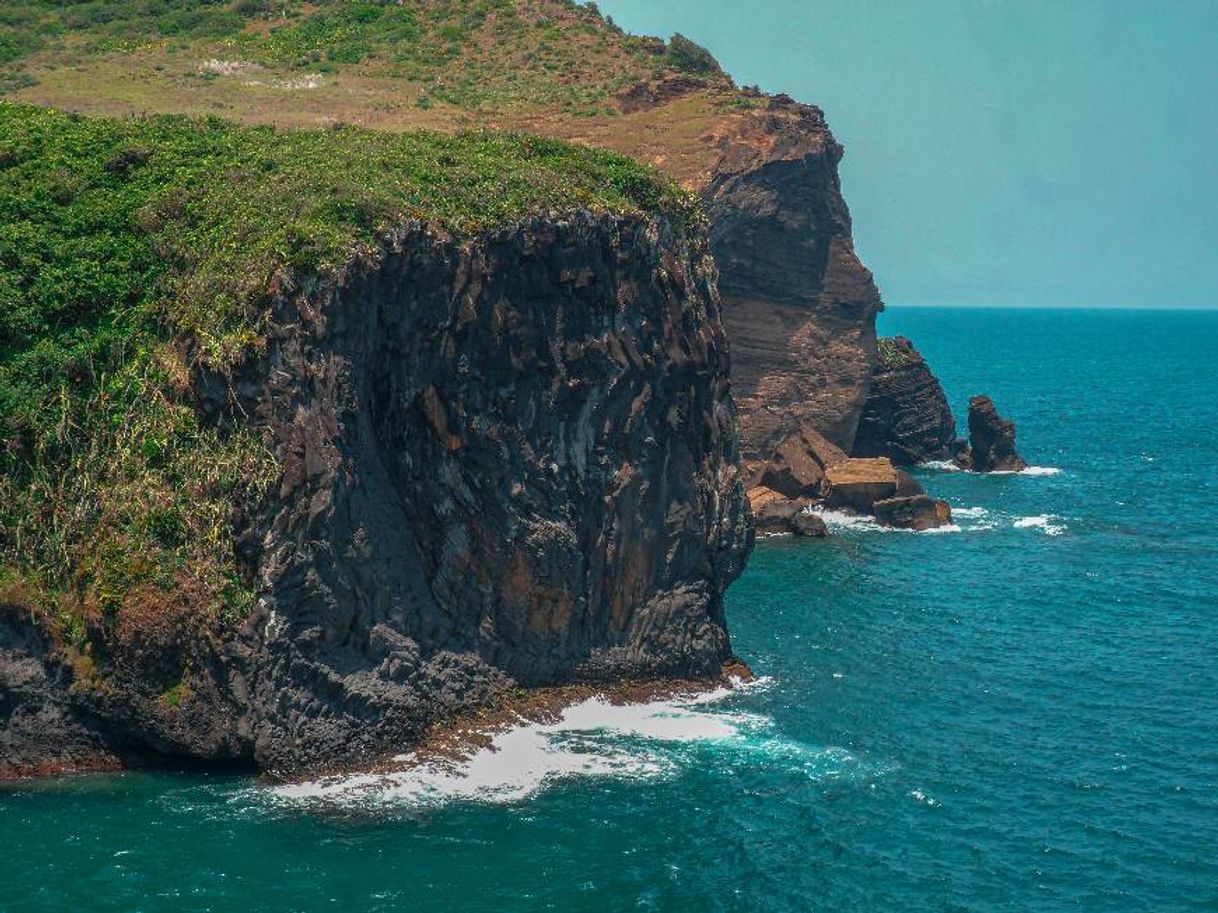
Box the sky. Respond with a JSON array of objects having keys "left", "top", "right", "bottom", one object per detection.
[{"left": 597, "top": 0, "right": 1218, "bottom": 308}]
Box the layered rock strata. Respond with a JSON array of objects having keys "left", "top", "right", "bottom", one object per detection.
[
  {"left": 853, "top": 336, "right": 957, "bottom": 465},
  {"left": 701, "top": 98, "right": 884, "bottom": 460}
]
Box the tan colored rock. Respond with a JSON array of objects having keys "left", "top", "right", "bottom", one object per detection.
[
  {"left": 873, "top": 495, "right": 953, "bottom": 531},
  {"left": 758, "top": 424, "right": 847, "bottom": 498},
  {"left": 747, "top": 485, "right": 787, "bottom": 513},
  {"left": 823, "top": 457, "right": 899, "bottom": 512}
]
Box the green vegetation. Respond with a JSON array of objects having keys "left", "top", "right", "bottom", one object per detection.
[
  {"left": 877, "top": 337, "right": 914, "bottom": 368},
  {"left": 0, "top": 101, "right": 696, "bottom": 644},
  {"left": 666, "top": 33, "right": 721, "bottom": 76},
  {"left": 0, "top": 0, "right": 730, "bottom": 112}
]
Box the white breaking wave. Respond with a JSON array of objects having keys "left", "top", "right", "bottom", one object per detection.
[
  {"left": 990, "top": 465, "right": 1063, "bottom": 477},
  {"left": 811, "top": 508, "right": 960, "bottom": 535},
  {"left": 951, "top": 506, "right": 989, "bottom": 519},
  {"left": 920, "top": 460, "right": 1062, "bottom": 477},
  {"left": 812, "top": 508, "right": 883, "bottom": 532},
  {"left": 909, "top": 788, "right": 942, "bottom": 808},
  {"left": 920, "top": 460, "right": 964, "bottom": 473},
  {"left": 1019, "top": 465, "right": 1062, "bottom": 476},
  {"left": 260, "top": 678, "right": 863, "bottom": 810},
  {"left": 1012, "top": 514, "right": 1067, "bottom": 536}
]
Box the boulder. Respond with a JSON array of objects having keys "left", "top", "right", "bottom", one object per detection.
[
  {"left": 747, "top": 485, "right": 787, "bottom": 513},
  {"left": 756, "top": 425, "right": 847, "bottom": 498},
  {"left": 965, "top": 395, "right": 1026, "bottom": 472},
  {"left": 749, "top": 490, "right": 827, "bottom": 537},
  {"left": 791, "top": 511, "right": 828, "bottom": 538},
  {"left": 823, "top": 457, "right": 899, "bottom": 512},
  {"left": 873, "top": 495, "right": 953, "bottom": 531}
]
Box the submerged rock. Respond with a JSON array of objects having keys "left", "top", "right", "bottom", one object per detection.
[
  {"left": 873, "top": 495, "right": 953, "bottom": 531},
  {"left": 852, "top": 336, "right": 957, "bottom": 465},
  {"left": 959, "top": 395, "right": 1027, "bottom": 472}
]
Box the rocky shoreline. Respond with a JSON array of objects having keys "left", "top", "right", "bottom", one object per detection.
[{"left": 348, "top": 658, "right": 757, "bottom": 784}]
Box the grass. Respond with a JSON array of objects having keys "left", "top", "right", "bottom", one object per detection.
[
  {"left": 0, "top": 101, "right": 697, "bottom": 666},
  {"left": 0, "top": 0, "right": 732, "bottom": 114},
  {"left": 877, "top": 337, "right": 915, "bottom": 368}
]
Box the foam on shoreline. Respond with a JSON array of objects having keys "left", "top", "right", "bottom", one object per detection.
[
  {"left": 260, "top": 675, "right": 875, "bottom": 810},
  {"left": 920, "top": 460, "right": 1062, "bottom": 477}
]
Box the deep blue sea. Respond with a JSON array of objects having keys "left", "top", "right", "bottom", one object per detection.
[{"left": 4, "top": 308, "right": 1217, "bottom": 912}]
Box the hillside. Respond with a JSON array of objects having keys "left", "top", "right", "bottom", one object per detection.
[
  {"left": 1, "top": 0, "right": 739, "bottom": 170},
  {"left": 1, "top": 0, "right": 886, "bottom": 450}
]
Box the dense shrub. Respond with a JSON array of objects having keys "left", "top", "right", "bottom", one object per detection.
[{"left": 666, "top": 33, "right": 721, "bottom": 75}]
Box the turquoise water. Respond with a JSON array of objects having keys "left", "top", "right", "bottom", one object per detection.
[{"left": 4, "top": 308, "right": 1217, "bottom": 912}]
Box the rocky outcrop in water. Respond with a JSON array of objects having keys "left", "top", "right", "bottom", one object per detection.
[
  {"left": 821, "top": 457, "right": 952, "bottom": 528},
  {"left": 853, "top": 336, "right": 957, "bottom": 465},
  {"left": 746, "top": 423, "right": 847, "bottom": 500},
  {"left": 955, "top": 395, "right": 1027, "bottom": 472},
  {"left": 873, "top": 495, "right": 953, "bottom": 531},
  {"left": 748, "top": 487, "right": 827, "bottom": 538},
  {"left": 1, "top": 212, "right": 751, "bottom": 776}
]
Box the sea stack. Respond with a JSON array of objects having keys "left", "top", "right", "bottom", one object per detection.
[{"left": 957, "top": 395, "right": 1027, "bottom": 472}]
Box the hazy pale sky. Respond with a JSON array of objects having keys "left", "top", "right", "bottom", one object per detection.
[{"left": 598, "top": 0, "right": 1218, "bottom": 308}]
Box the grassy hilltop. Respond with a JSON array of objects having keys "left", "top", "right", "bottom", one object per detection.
[
  {"left": 0, "top": 1, "right": 756, "bottom": 185},
  {"left": 0, "top": 99, "right": 693, "bottom": 654}
]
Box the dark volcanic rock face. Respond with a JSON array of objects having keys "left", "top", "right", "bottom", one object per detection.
[
  {"left": 3, "top": 212, "right": 750, "bottom": 776},
  {"left": 853, "top": 336, "right": 957, "bottom": 465},
  {"left": 963, "top": 395, "right": 1027, "bottom": 472},
  {"left": 237, "top": 213, "right": 750, "bottom": 771},
  {"left": 702, "top": 98, "right": 884, "bottom": 457}
]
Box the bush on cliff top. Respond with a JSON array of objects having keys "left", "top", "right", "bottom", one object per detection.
[{"left": 0, "top": 101, "right": 696, "bottom": 651}]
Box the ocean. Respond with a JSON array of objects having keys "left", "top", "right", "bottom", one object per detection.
[{"left": 3, "top": 308, "right": 1217, "bottom": 912}]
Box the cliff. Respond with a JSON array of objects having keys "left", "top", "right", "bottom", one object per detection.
[
  {"left": 0, "top": 105, "right": 746, "bottom": 775},
  {"left": 701, "top": 97, "right": 882, "bottom": 456}
]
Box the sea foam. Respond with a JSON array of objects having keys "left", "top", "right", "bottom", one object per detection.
[
  {"left": 1012, "top": 514, "right": 1067, "bottom": 535},
  {"left": 812, "top": 508, "right": 960, "bottom": 535},
  {"left": 920, "top": 461, "right": 1062, "bottom": 477},
  {"left": 263, "top": 678, "right": 866, "bottom": 810}
]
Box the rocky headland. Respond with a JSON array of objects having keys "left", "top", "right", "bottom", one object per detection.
[{"left": 0, "top": 3, "right": 1028, "bottom": 778}]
